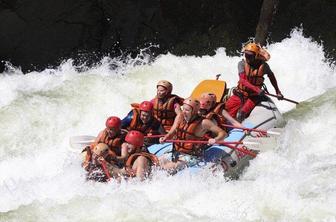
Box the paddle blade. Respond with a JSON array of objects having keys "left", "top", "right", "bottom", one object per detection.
[
  {"left": 244, "top": 136, "right": 278, "bottom": 152},
  {"left": 266, "top": 128, "right": 283, "bottom": 136},
  {"left": 190, "top": 80, "right": 226, "bottom": 102},
  {"left": 248, "top": 127, "right": 283, "bottom": 137},
  {"left": 69, "top": 135, "right": 95, "bottom": 151}
]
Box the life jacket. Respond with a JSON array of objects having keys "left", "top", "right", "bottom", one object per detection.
[
  {"left": 203, "top": 103, "right": 227, "bottom": 131},
  {"left": 212, "top": 102, "right": 225, "bottom": 115},
  {"left": 128, "top": 109, "right": 161, "bottom": 135},
  {"left": 153, "top": 94, "right": 183, "bottom": 131},
  {"left": 82, "top": 129, "right": 124, "bottom": 170},
  {"left": 238, "top": 61, "right": 265, "bottom": 96},
  {"left": 174, "top": 116, "right": 206, "bottom": 156},
  {"left": 94, "top": 129, "right": 124, "bottom": 156},
  {"left": 124, "top": 152, "right": 159, "bottom": 177}
]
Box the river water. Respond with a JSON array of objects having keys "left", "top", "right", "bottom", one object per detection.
[{"left": 1, "top": 29, "right": 336, "bottom": 221}]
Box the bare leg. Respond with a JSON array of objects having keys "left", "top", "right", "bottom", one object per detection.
[{"left": 132, "top": 156, "right": 150, "bottom": 181}]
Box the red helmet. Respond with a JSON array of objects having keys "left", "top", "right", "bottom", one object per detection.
[
  {"left": 139, "top": 101, "right": 153, "bottom": 112},
  {"left": 125, "top": 130, "right": 144, "bottom": 148},
  {"left": 105, "top": 116, "right": 121, "bottom": 129}
]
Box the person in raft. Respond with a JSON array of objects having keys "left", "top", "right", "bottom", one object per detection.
[
  {"left": 198, "top": 92, "right": 245, "bottom": 132},
  {"left": 82, "top": 116, "right": 126, "bottom": 176},
  {"left": 151, "top": 80, "right": 184, "bottom": 132},
  {"left": 225, "top": 42, "right": 284, "bottom": 122},
  {"left": 159, "top": 97, "right": 227, "bottom": 172},
  {"left": 121, "top": 101, "right": 165, "bottom": 146}
]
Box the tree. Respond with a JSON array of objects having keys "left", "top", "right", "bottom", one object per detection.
[{"left": 255, "top": 0, "right": 279, "bottom": 46}]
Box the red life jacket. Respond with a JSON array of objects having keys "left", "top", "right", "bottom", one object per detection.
[
  {"left": 238, "top": 61, "right": 265, "bottom": 96},
  {"left": 174, "top": 116, "right": 206, "bottom": 156},
  {"left": 128, "top": 109, "right": 161, "bottom": 135},
  {"left": 153, "top": 94, "right": 183, "bottom": 131}
]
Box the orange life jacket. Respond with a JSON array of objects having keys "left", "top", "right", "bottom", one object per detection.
[
  {"left": 124, "top": 152, "right": 159, "bottom": 177},
  {"left": 203, "top": 103, "right": 227, "bottom": 131},
  {"left": 153, "top": 94, "right": 183, "bottom": 131},
  {"left": 128, "top": 109, "right": 161, "bottom": 135},
  {"left": 174, "top": 116, "right": 206, "bottom": 156},
  {"left": 83, "top": 129, "right": 124, "bottom": 170},
  {"left": 238, "top": 61, "right": 265, "bottom": 96},
  {"left": 94, "top": 129, "right": 123, "bottom": 155}
]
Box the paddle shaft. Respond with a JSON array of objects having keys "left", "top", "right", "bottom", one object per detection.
[
  {"left": 265, "top": 92, "right": 299, "bottom": 104},
  {"left": 221, "top": 124, "right": 268, "bottom": 135},
  {"left": 145, "top": 134, "right": 166, "bottom": 138},
  {"left": 224, "top": 143, "right": 257, "bottom": 158},
  {"left": 166, "top": 139, "right": 257, "bottom": 157},
  {"left": 166, "top": 139, "right": 241, "bottom": 145}
]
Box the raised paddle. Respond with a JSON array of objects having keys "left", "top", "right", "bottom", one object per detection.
[
  {"left": 165, "top": 139, "right": 257, "bottom": 157},
  {"left": 265, "top": 92, "right": 299, "bottom": 105}
]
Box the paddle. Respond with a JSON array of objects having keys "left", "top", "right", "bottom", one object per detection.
[
  {"left": 69, "top": 135, "right": 95, "bottom": 152},
  {"left": 221, "top": 124, "right": 281, "bottom": 136},
  {"left": 145, "top": 134, "right": 166, "bottom": 138},
  {"left": 166, "top": 139, "right": 257, "bottom": 157},
  {"left": 265, "top": 92, "right": 299, "bottom": 104},
  {"left": 166, "top": 139, "right": 258, "bottom": 146},
  {"left": 243, "top": 136, "right": 278, "bottom": 152},
  {"left": 69, "top": 134, "right": 165, "bottom": 149}
]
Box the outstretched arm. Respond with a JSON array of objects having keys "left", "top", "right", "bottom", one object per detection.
[
  {"left": 202, "top": 119, "right": 227, "bottom": 145},
  {"left": 268, "top": 73, "right": 283, "bottom": 99},
  {"left": 159, "top": 113, "right": 182, "bottom": 143},
  {"left": 117, "top": 143, "right": 130, "bottom": 162},
  {"left": 222, "top": 110, "right": 244, "bottom": 128}
]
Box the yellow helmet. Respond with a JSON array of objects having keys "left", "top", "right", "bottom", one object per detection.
[
  {"left": 157, "top": 80, "right": 173, "bottom": 93},
  {"left": 243, "top": 42, "right": 260, "bottom": 55}
]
